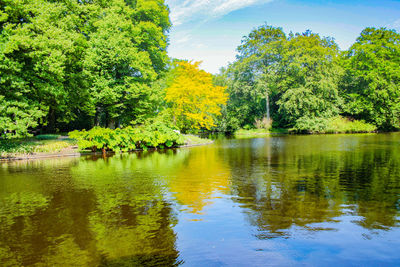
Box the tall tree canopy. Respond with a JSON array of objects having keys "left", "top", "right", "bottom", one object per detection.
[
  {"left": 0, "top": 0, "right": 170, "bottom": 138},
  {"left": 219, "top": 25, "right": 343, "bottom": 130},
  {"left": 216, "top": 25, "right": 286, "bottom": 131},
  {"left": 342, "top": 27, "right": 400, "bottom": 129},
  {"left": 277, "top": 31, "right": 343, "bottom": 127}
]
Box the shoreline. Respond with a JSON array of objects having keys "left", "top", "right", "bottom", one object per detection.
[
  {"left": 0, "top": 140, "right": 215, "bottom": 162},
  {"left": 2, "top": 131, "right": 398, "bottom": 162}
]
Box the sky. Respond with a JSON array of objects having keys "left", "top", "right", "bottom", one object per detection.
[{"left": 164, "top": 0, "right": 400, "bottom": 74}]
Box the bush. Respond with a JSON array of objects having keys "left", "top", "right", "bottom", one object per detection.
[
  {"left": 254, "top": 117, "right": 272, "bottom": 130},
  {"left": 291, "top": 116, "right": 377, "bottom": 134},
  {"left": 325, "top": 117, "right": 377, "bottom": 133},
  {"left": 69, "top": 122, "right": 185, "bottom": 153},
  {"left": 291, "top": 117, "right": 329, "bottom": 133}
]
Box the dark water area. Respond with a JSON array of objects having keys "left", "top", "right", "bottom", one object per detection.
[{"left": 1, "top": 133, "right": 400, "bottom": 266}]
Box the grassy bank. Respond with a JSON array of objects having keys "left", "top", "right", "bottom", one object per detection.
[{"left": 0, "top": 136, "right": 76, "bottom": 159}]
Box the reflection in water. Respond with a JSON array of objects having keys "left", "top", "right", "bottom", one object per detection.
[
  {"left": 222, "top": 135, "right": 400, "bottom": 237},
  {"left": 169, "top": 146, "right": 230, "bottom": 214},
  {"left": 0, "top": 133, "right": 400, "bottom": 266}
]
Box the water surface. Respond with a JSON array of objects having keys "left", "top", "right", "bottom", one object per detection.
[{"left": 1, "top": 133, "right": 400, "bottom": 266}]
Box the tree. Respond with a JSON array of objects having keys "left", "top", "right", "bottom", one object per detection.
[
  {"left": 277, "top": 31, "right": 343, "bottom": 128},
  {"left": 165, "top": 61, "right": 228, "bottom": 132},
  {"left": 218, "top": 25, "right": 286, "bottom": 131},
  {"left": 342, "top": 27, "right": 400, "bottom": 130},
  {"left": 84, "top": 0, "right": 171, "bottom": 127},
  {"left": 218, "top": 26, "right": 343, "bottom": 131},
  {"left": 0, "top": 0, "right": 171, "bottom": 137},
  {"left": 237, "top": 24, "right": 286, "bottom": 122},
  {"left": 0, "top": 0, "right": 89, "bottom": 136}
]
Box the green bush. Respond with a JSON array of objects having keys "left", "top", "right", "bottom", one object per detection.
[
  {"left": 291, "top": 116, "right": 377, "bottom": 134},
  {"left": 69, "top": 122, "right": 185, "bottom": 153},
  {"left": 291, "top": 117, "right": 329, "bottom": 133},
  {"left": 325, "top": 117, "right": 377, "bottom": 133}
]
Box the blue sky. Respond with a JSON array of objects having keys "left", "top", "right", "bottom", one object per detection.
[{"left": 164, "top": 0, "right": 400, "bottom": 73}]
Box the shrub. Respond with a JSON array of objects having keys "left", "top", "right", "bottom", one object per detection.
[
  {"left": 68, "top": 123, "right": 185, "bottom": 153},
  {"left": 291, "top": 116, "right": 377, "bottom": 134},
  {"left": 325, "top": 117, "right": 377, "bottom": 133},
  {"left": 291, "top": 117, "right": 329, "bottom": 133},
  {"left": 254, "top": 117, "right": 272, "bottom": 130}
]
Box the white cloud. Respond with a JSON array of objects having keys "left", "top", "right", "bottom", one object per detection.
[
  {"left": 166, "top": 0, "right": 274, "bottom": 26},
  {"left": 387, "top": 18, "right": 400, "bottom": 30},
  {"left": 175, "top": 35, "right": 191, "bottom": 44}
]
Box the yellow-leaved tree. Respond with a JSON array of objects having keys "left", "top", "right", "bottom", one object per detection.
[{"left": 165, "top": 61, "right": 228, "bottom": 131}]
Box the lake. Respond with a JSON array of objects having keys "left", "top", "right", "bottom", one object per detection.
[{"left": 1, "top": 133, "right": 400, "bottom": 266}]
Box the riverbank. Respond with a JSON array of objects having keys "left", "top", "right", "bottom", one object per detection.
[{"left": 0, "top": 134, "right": 212, "bottom": 161}]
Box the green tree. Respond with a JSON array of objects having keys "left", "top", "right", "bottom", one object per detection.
[
  {"left": 342, "top": 27, "right": 400, "bottom": 130},
  {"left": 277, "top": 31, "right": 343, "bottom": 128},
  {"left": 0, "top": 0, "right": 171, "bottom": 137},
  {"left": 84, "top": 0, "right": 171, "bottom": 127},
  {"left": 216, "top": 25, "right": 286, "bottom": 131},
  {"left": 0, "top": 0, "right": 91, "bottom": 136},
  {"left": 218, "top": 26, "right": 343, "bottom": 131}
]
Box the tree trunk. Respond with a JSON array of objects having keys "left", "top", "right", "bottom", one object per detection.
[
  {"left": 94, "top": 107, "right": 101, "bottom": 126},
  {"left": 266, "top": 89, "right": 270, "bottom": 121},
  {"left": 47, "top": 107, "right": 56, "bottom": 133},
  {"left": 105, "top": 110, "right": 110, "bottom": 128}
]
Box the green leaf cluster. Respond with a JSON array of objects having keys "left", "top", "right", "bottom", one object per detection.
[
  {"left": 217, "top": 24, "right": 400, "bottom": 132},
  {"left": 291, "top": 116, "right": 377, "bottom": 134},
  {"left": 342, "top": 27, "right": 400, "bottom": 130},
  {"left": 0, "top": 0, "right": 170, "bottom": 138},
  {"left": 69, "top": 123, "right": 185, "bottom": 153}
]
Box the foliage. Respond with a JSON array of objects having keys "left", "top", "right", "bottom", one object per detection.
[
  {"left": 218, "top": 25, "right": 344, "bottom": 131},
  {"left": 254, "top": 117, "right": 272, "bottom": 130},
  {"left": 69, "top": 124, "right": 185, "bottom": 153},
  {"left": 218, "top": 24, "right": 398, "bottom": 134},
  {"left": 0, "top": 97, "right": 45, "bottom": 139},
  {"left": 215, "top": 25, "right": 286, "bottom": 131},
  {"left": 325, "top": 117, "right": 377, "bottom": 133},
  {"left": 277, "top": 31, "right": 343, "bottom": 127},
  {"left": 83, "top": 0, "right": 171, "bottom": 127},
  {"left": 165, "top": 61, "right": 228, "bottom": 132},
  {"left": 342, "top": 27, "right": 400, "bottom": 130},
  {"left": 0, "top": 0, "right": 171, "bottom": 137},
  {"left": 291, "top": 116, "right": 377, "bottom": 134}
]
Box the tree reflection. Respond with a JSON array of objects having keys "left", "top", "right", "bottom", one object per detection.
[
  {"left": 168, "top": 146, "right": 231, "bottom": 214},
  {"left": 0, "top": 151, "right": 185, "bottom": 266},
  {"left": 224, "top": 134, "right": 400, "bottom": 237}
]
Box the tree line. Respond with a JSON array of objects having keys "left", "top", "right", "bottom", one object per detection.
[
  {"left": 1, "top": 0, "right": 399, "bottom": 138},
  {"left": 215, "top": 25, "right": 400, "bottom": 133}
]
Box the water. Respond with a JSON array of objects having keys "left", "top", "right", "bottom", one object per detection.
[{"left": 1, "top": 133, "right": 400, "bottom": 266}]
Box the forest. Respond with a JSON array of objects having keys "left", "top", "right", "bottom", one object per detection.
[{"left": 0, "top": 0, "right": 399, "bottom": 141}]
